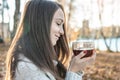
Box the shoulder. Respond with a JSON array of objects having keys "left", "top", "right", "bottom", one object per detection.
[
  {"left": 15, "top": 55, "right": 55, "bottom": 80},
  {"left": 17, "top": 56, "right": 39, "bottom": 72}
]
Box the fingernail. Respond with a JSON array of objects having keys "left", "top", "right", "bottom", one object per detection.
[
  {"left": 83, "top": 50, "right": 87, "bottom": 54},
  {"left": 93, "top": 49, "right": 96, "bottom": 53}
]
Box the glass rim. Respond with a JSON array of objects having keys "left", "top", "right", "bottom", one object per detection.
[{"left": 72, "top": 40, "right": 94, "bottom": 43}]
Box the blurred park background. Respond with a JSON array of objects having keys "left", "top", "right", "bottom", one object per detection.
[{"left": 0, "top": 0, "right": 120, "bottom": 80}]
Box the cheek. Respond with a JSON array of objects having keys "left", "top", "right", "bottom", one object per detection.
[
  {"left": 50, "top": 27, "right": 56, "bottom": 40},
  {"left": 51, "top": 24, "right": 59, "bottom": 33},
  {"left": 50, "top": 28, "right": 55, "bottom": 37}
]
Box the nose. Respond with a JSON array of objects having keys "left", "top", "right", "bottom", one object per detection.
[{"left": 59, "top": 26, "right": 64, "bottom": 35}]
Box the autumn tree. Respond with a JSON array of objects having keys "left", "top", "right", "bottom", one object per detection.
[{"left": 12, "top": 0, "right": 20, "bottom": 39}]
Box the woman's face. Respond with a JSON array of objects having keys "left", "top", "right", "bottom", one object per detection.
[{"left": 50, "top": 8, "right": 65, "bottom": 46}]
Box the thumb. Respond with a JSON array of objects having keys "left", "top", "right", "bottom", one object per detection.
[{"left": 76, "top": 51, "right": 86, "bottom": 59}]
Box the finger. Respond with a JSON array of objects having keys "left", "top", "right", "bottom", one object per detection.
[
  {"left": 87, "top": 53, "right": 96, "bottom": 65},
  {"left": 80, "top": 55, "right": 94, "bottom": 63},
  {"left": 93, "top": 49, "right": 96, "bottom": 53},
  {"left": 81, "top": 58, "right": 93, "bottom": 66},
  {"left": 91, "top": 52, "right": 96, "bottom": 60},
  {"left": 80, "top": 52, "right": 96, "bottom": 66},
  {"left": 71, "top": 54, "right": 75, "bottom": 59},
  {"left": 76, "top": 51, "right": 86, "bottom": 59}
]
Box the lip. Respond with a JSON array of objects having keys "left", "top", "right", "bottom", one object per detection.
[
  {"left": 55, "top": 34, "right": 60, "bottom": 38},
  {"left": 55, "top": 36, "right": 59, "bottom": 40},
  {"left": 55, "top": 34, "right": 60, "bottom": 40}
]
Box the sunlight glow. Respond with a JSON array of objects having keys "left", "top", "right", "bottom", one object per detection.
[{"left": 1, "top": 0, "right": 120, "bottom": 31}]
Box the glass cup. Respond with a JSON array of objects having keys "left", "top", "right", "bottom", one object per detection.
[{"left": 72, "top": 40, "right": 95, "bottom": 58}]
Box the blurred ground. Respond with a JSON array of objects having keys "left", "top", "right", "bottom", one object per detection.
[
  {"left": 0, "top": 45, "right": 120, "bottom": 80},
  {"left": 0, "top": 44, "right": 8, "bottom": 80},
  {"left": 83, "top": 51, "right": 120, "bottom": 80}
]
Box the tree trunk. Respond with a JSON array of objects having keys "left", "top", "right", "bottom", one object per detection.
[
  {"left": 100, "top": 30, "right": 113, "bottom": 52},
  {"left": 97, "top": 0, "right": 113, "bottom": 52},
  {"left": 116, "top": 27, "right": 120, "bottom": 52},
  {"left": 12, "top": 0, "right": 20, "bottom": 39},
  {"left": 1, "top": 0, "right": 4, "bottom": 39}
]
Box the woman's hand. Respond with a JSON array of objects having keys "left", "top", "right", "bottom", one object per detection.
[{"left": 68, "top": 51, "right": 96, "bottom": 73}]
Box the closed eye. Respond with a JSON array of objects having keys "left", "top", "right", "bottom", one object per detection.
[
  {"left": 57, "top": 23, "right": 61, "bottom": 26},
  {"left": 56, "top": 19, "right": 64, "bottom": 26}
]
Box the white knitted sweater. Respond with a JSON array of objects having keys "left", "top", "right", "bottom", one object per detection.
[{"left": 14, "top": 55, "right": 82, "bottom": 80}]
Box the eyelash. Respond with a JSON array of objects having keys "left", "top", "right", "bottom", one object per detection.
[{"left": 57, "top": 23, "right": 61, "bottom": 26}]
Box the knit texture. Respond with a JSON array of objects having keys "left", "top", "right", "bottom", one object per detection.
[{"left": 14, "top": 55, "right": 82, "bottom": 80}]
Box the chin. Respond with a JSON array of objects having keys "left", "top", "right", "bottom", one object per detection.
[{"left": 52, "top": 42, "right": 57, "bottom": 46}]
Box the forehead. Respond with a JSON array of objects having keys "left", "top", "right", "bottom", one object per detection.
[{"left": 53, "top": 8, "right": 64, "bottom": 21}]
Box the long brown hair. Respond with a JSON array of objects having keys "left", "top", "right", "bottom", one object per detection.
[{"left": 5, "top": 0, "right": 70, "bottom": 80}]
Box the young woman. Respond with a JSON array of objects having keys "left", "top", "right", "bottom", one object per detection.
[{"left": 5, "top": 0, "right": 96, "bottom": 80}]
